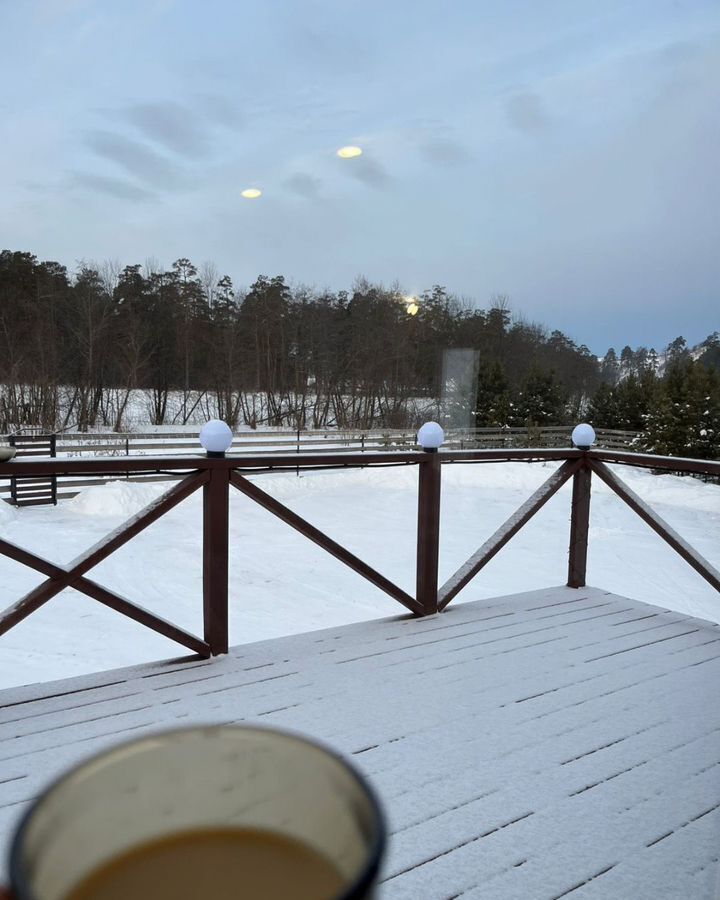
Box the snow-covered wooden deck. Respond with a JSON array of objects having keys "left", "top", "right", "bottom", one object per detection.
[{"left": 2, "top": 585, "right": 720, "bottom": 898}]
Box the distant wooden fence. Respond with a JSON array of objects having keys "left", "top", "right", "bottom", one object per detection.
[
  {"left": 0, "top": 426, "right": 639, "bottom": 502},
  {"left": 8, "top": 432, "right": 57, "bottom": 507},
  {"left": 0, "top": 447, "right": 717, "bottom": 662}
]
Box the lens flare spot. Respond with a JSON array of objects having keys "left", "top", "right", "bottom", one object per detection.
[{"left": 337, "top": 146, "right": 363, "bottom": 159}]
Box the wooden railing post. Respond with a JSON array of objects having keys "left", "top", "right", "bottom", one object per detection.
[
  {"left": 567, "top": 460, "right": 592, "bottom": 588},
  {"left": 416, "top": 452, "right": 442, "bottom": 615},
  {"left": 203, "top": 465, "right": 230, "bottom": 654}
]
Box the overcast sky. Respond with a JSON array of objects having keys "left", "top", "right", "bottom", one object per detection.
[{"left": 1, "top": 0, "right": 718, "bottom": 353}]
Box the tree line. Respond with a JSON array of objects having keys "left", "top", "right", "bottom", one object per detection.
[
  {"left": 474, "top": 332, "right": 720, "bottom": 459},
  {"left": 0, "top": 250, "right": 718, "bottom": 459}
]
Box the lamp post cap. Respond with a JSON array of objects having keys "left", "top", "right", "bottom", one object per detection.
[
  {"left": 571, "top": 423, "right": 596, "bottom": 450},
  {"left": 199, "top": 420, "right": 233, "bottom": 455},
  {"left": 417, "top": 421, "right": 444, "bottom": 451}
]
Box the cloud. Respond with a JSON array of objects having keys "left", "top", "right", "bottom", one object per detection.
[
  {"left": 283, "top": 172, "right": 322, "bottom": 199},
  {"left": 421, "top": 137, "right": 472, "bottom": 166},
  {"left": 342, "top": 155, "right": 389, "bottom": 188},
  {"left": 505, "top": 91, "right": 550, "bottom": 135},
  {"left": 84, "top": 130, "right": 182, "bottom": 187},
  {"left": 280, "top": 14, "right": 376, "bottom": 77},
  {"left": 70, "top": 172, "right": 156, "bottom": 201},
  {"left": 120, "top": 102, "right": 208, "bottom": 159},
  {"left": 195, "top": 94, "right": 244, "bottom": 129}
]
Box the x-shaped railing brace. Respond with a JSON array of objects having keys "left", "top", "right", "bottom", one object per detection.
[{"left": 0, "top": 472, "right": 210, "bottom": 656}]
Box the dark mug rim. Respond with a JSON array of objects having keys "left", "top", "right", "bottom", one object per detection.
[{"left": 9, "top": 723, "right": 386, "bottom": 900}]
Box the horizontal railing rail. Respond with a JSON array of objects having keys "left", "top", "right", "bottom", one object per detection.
[
  {"left": 0, "top": 427, "right": 639, "bottom": 502},
  {"left": 0, "top": 425, "right": 640, "bottom": 455},
  {"left": 0, "top": 447, "right": 716, "bottom": 665}
]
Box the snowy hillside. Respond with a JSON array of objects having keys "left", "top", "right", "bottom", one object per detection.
[{"left": 0, "top": 462, "right": 718, "bottom": 690}]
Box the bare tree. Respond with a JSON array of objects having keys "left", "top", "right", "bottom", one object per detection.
[{"left": 199, "top": 260, "right": 220, "bottom": 309}]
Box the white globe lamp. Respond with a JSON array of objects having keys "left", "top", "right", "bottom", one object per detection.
[
  {"left": 571, "top": 423, "right": 596, "bottom": 450},
  {"left": 199, "top": 420, "right": 233, "bottom": 457},
  {"left": 417, "top": 421, "right": 444, "bottom": 453}
]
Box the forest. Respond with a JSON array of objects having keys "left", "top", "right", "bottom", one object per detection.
[{"left": 1, "top": 250, "right": 718, "bottom": 459}]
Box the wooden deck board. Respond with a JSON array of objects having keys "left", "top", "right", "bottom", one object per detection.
[{"left": 1, "top": 585, "right": 719, "bottom": 898}]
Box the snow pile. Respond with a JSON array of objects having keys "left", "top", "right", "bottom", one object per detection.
[
  {"left": 69, "top": 480, "right": 168, "bottom": 518},
  {"left": 626, "top": 473, "right": 720, "bottom": 513},
  {"left": 260, "top": 464, "right": 419, "bottom": 499}
]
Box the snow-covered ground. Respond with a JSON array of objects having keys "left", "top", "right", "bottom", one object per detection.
[{"left": 1, "top": 462, "right": 718, "bottom": 690}]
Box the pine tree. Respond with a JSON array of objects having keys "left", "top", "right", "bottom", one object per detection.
[
  {"left": 698, "top": 333, "right": 720, "bottom": 372},
  {"left": 511, "top": 368, "right": 568, "bottom": 427},
  {"left": 600, "top": 348, "right": 619, "bottom": 385},
  {"left": 640, "top": 360, "right": 720, "bottom": 459},
  {"left": 213, "top": 275, "right": 236, "bottom": 320},
  {"left": 587, "top": 383, "right": 617, "bottom": 427},
  {"left": 620, "top": 345, "right": 635, "bottom": 377},
  {"left": 686, "top": 364, "right": 720, "bottom": 459},
  {"left": 613, "top": 372, "right": 657, "bottom": 430},
  {"left": 475, "top": 361, "right": 512, "bottom": 426},
  {"left": 666, "top": 336, "right": 690, "bottom": 364}
]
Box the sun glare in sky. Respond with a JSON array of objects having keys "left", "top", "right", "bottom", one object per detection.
[
  {"left": 336, "top": 146, "right": 363, "bottom": 159},
  {"left": 241, "top": 188, "right": 262, "bottom": 199}
]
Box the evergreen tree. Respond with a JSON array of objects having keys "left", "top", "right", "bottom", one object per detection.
[
  {"left": 613, "top": 372, "right": 657, "bottom": 431},
  {"left": 511, "top": 368, "right": 568, "bottom": 427},
  {"left": 587, "top": 382, "right": 617, "bottom": 427},
  {"left": 692, "top": 367, "right": 720, "bottom": 459},
  {"left": 600, "top": 348, "right": 619, "bottom": 385},
  {"left": 620, "top": 345, "right": 635, "bottom": 377},
  {"left": 633, "top": 347, "right": 649, "bottom": 372},
  {"left": 698, "top": 333, "right": 720, "bottom": 372},
  {"left": 666, "top": 335, "right": 690, "bottom": 364},
  {"left": 640, "top": 360, "right": 720, "bottom": 459},
  {"left": 475, "top": 360, "right": 512, "bottom": 426},
  {"left": 213, "top": 275, "right": 236, "bottom": 319}
]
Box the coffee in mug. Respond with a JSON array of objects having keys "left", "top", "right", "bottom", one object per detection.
[{"left": 9, "top": 726, "right": 385, "bottom": 900}]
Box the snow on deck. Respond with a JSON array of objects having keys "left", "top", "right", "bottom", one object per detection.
[{"left": 1, "top": 585, "right": 719, "bottom": 898}]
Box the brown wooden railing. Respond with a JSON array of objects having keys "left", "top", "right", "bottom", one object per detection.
[
  {"left": 0, "top": 426, "right": 640, "bottom": 503},
  {"left": 0, "top": 448, "right": 717, "bottom": 661},
  {"left": 0, "top": 425, "right": 640, "bottom": 456}
]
